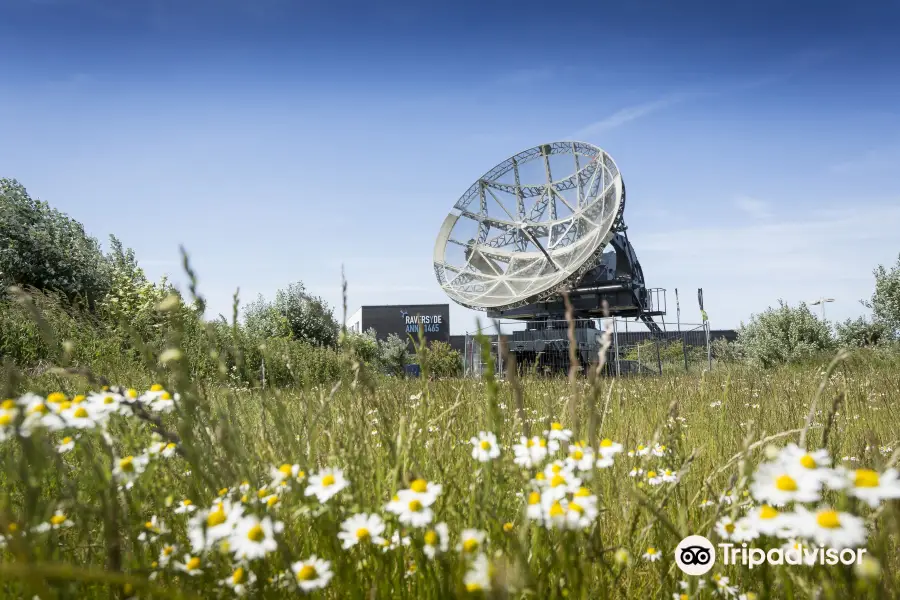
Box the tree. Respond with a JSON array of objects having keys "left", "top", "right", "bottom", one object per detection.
[
  {"left": 835, "top": 316, "right": 892, "bottom": 348},
  {"left": 737, "top": 300, "right": 835, "bottom": 368},
  {"left": 243, "top": 282, "right": 339, "bottom": 348},
  {"left": 378, "top": 333, "right": 409, "bottom": 375},
  {"left": 0, "top": 178, "right": 111, "bottom": 307},
  {"left": 863, "top": 253, "right": 900, "bottom": 337},
  {"left": 414, "top": 340, "right": 462, "bottom": 378}
]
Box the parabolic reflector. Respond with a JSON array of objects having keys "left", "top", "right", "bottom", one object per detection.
[{"left": 433, "top": 141, "right": 625, "bottom": 311}]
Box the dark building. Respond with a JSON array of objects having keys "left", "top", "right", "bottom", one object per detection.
[{"left": 346, "top": 304, "right": 451, "bottom": 348}]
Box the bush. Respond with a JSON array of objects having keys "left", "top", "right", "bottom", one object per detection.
[
  {"left": 835, "top": 316, "right": 892, "bottom": 348},
  {"left": 413, "top": 340, "right": 462, "bottom": 378},
  {"left": 711, "top": 337, "right": 745, "bottom": 363},
  {"left": 0, "top": 179, "right": 111, "bottom": 308},
  {"left": 863, "top": 253, "right": 900, "bottom": 338},
  {"left": 378, "top": 333, "right": 409, "bottom": 376},
  {"left": 244, "top": 283, "right": 339, "bottom": 348},
  {"left": 737, "top": 300, "right": 835, "bottom": 368}
]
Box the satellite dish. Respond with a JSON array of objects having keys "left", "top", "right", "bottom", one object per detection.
[{"left": 433, "top": 141, "right": 625, "bottom": 312}]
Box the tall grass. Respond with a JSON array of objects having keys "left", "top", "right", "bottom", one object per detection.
[{"left": 1, "top": 289, "right": 899, "bottom": 599}]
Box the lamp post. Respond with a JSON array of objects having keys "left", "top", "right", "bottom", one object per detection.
[{"left": 809, "top": 297, "right": 834, "bottom": 321}]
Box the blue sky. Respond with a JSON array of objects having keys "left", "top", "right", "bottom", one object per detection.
[{"left": 2, "top": 0, "right": 900, "bottom": 334}]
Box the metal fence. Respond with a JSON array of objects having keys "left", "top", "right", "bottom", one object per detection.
[{"left": 462, "top": 318, "right": 712, "bottom": 378}]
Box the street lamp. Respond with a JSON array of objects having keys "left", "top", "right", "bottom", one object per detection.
[{"left": 809, "top": 297, "right": 835, "bottom": 321}]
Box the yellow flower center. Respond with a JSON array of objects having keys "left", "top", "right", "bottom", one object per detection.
[
  {"left": 232, "top": 567, "right": 246, "bottom": 584},
  {"left": 535, "top": 472, "right": 546, "bottom": 481},
  {"left": 126, "top": 389, "right": 138, "bottom": 399},
  {"left": 816, "top": 510, "right": 841, "bottom": 529},
  {"left": 207, "top": 510, "right": 227, "bottom": 527},
  {"left": 549, "top": 501, "right": 565, "bottom": 518},
  {"left": 47, "top": 392, "right": 66, "bottom": 404},
  {"left": 356, "top": 528, "right": 370, "bottom": 541},
  {"left": 424, "top": 530, "right": 438, "bottom": 545},
  {"left": 528, "top": 491, "right": 541, "bottom": 505},
  {"left": 73, "top": 395, "right": 85, "bottom": 404},
  {"left": 408, "top": 499, "right": 423, "bottom": 512},
  {"left": 163, "top": 546, "right": 174, "bottom": 556},
  {"left": 526, "top": 439, "right": 535, "bottom": 447},
  {"left": 775, "top": 475, "right": 798, "bottom": 491},
  {"left": 572, "top": 450, "right": 584, "bottom": 460},
  {"left": 646, "top": 547, "right": 657, "bottom": 555},
  {"left": 551, "top": 464, "right": 562, "bottom": 474},
  {"left": 503, "top": 522, "right": 514, "bottom": 532},
  {"left": 186, "top": 557, "right": 200, "bottom": 571},
  {"left": 575, "top": 487, "right": 590, "bottom": 497},
  {"left": 760, "top": 505, "right": 779, "bottom": 520},
  {"left": 160, "top": 391, "right": 172, "bottom": 400},
  {"left": 247, "top": 524, "right": 265, "bottom": 542},
  {"left": 680, "top": 595, "right": 688, "bottom": 600},
  {"left": 266, "top": 496, "right": 279, "bottom": 507},
  {"left": 322, "top": 474, "right": 336, "bottom": 487},
  {"left": 218, "top": 487, "right": 229, "bottom": 496},
  {"left": 182, "top": 500, "right": 193, "bottom": 506},
  {"left": 150, "top": 384, "right": 163, "bottom": 392},
  {"left": 1, "top": 399, "right": 15, "bottom": 410},
  {"left": 569, "top": 502, "right": 584, "bottom": 514},
  {"left": 551, "top": 422, "right": 563, "bottom": 430},
  {"left": 600, "top": 438, "right": 613, "bottom": 447},
  {"left": 119, "top": 456, "right": 135, "bottom": 472},
  {"left": 297, "top": 565, "right": 317, "bottom": 581},
  {"left": 0, "top": 414, "right": 12, "bottom": 426},
  {"left": 7, "top": 523, "right": 17, "bottom": 533},
  {"left": 103, "top": 396, "right": 115, "bottom": 405},
  {"left": 462, "top": 538, "right": 479, "bottom": 552},
  {"left": 550, "top": 474, "right": 566, "bottom": 487},
  {"left": 165, "top": 443, "right": 176, "bottom": 451},
  {"left": 637, "top": 444, "right": 645, "bottom": 451},
  {"left": 725, "top": 522, "right": 735, "bottom": 534},
  {"left": 800, "top": 454, "right": 817, "bottom": 469},
  {"left": 30, "top": 403, "right": 49, "bottom": 414},
  {"left": 73, "top": 407, "right": 89, "bottom": 419},
  {"left": 410, "top": 479, "right": 428, "bottom": 493},
  {"left": 480, "top": 440, "right": 491, "bottom": 450},
  {"left": 50, "top": 514, "right": 67, "bottom": 526},
  {"left": 144, "top": 520, "right": 154, "bottom": 529},
  {"left": 854, "top": 469, "right": 880, "bottom": 488},
  {"left": 58, "top": 401, "right": 71, "bottom": 410},
  {"left": 646, "top": 471, "right": 657, "bottom": 479},
  {"left": 538, "top": 439, "right": 547, "bottom": 448},
  {"left": 257, "top": 488, "right": 268, "bottom": 499},
  {"left": 279, "top": 464, "right": 293, "bottom": 476},
  {"left": 466, "top": 583, "right": 482, "bottom": 592}
]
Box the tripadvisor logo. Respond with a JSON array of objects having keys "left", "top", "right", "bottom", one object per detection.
[
  {"left": 675, "top": 535, "right": 716, "bottom": 576},
  {"left": 674, "top": 535, "right": 868, "bottom": 575}
]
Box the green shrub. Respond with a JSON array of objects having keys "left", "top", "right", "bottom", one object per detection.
[{"left": 737, "top": 300, "right": 835, "bottom": 368}]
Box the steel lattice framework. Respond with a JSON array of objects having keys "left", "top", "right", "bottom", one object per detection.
[{"left": 433, "top": 141, "right": 626, "bottom": 311}]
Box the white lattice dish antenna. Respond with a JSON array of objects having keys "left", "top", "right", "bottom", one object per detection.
[{"left": 433, "top": 141, "right": 624, "bottom": 311}]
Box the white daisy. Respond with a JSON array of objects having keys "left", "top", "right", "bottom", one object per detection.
[
  {"left": 292, "top": 556, "right": 333, "bottom": 592},
  {"left": 338, "top": 513, "right": 385, "bottom": 549},
  {"left": 423, "top": 522, "right": 449, "bottom": 558},
  {"left": 112, "top": 454, "right": 150, "bottom": 490},
  {"left": 187, "top": 499, "right": 245, "bottom": 553},
  {"left": 513, "top": 436, "right": 549, "bottom": 468},
  {"left": 470, "top": 431, "right": 501, "bottom": 462},
  {"left": 458, "top": 528, "right": 487, "bottom": 554},
  {"left": 463, "top": 553, "right": 492, "bottom": 592},
  {"left": 175, "top": 555, "right": 203, "bottom": 576},
  {"left": 793, "top": 506, "right": 867, "bottom": 549},
  {"left": 174, "top": 499, "right": 197, "bottom": 514},
  {"left": 598, "top": 438, "right": 624, "bottom": 459},
  {"left": 643, "top": 547, "right": 662, "bottom": 562},
  {"left": 220, "top": 566, "right": 257, "bottom": 596},
  {"left": 749, "top": 463, "right": 822, "bottom": 506},
  {"left": 229, "top": 515, "right": 283, "bottom": 560},
  {"left": 57, "top": 436, "right": 76, "bottom": 454},
  {"left": 565, "top": 442, "right": 596, "bottom": 473},
  {"left": 546, "top": 422, "right": 572, "bottom": 444},
  {"left": 304, "top": 467, "right": 349, "bottom": 503},
  {"left": 33, "top": 510, "right": 73, "bottom": 533},
  {"left": 844, "top": 467, "right": 900, "bottom": 508},
  {"left": 739, "top": 504, "right": 794, "bottom": 538}
]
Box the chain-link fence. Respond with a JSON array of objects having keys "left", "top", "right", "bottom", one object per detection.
[{"left": 463, "top": 318, "right": 711, "bottom": 378}]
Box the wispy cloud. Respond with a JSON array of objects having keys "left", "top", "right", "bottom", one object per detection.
[
  {"left": 733, "top": 196, "right": 772, "bottom": 219},
  {"left": 569, "top": 93, "right": 695, "bottom": 139}
]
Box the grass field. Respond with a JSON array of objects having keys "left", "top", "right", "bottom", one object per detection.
[{"left": 2, "top": 326, "right": 900, "bottom": 599}]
